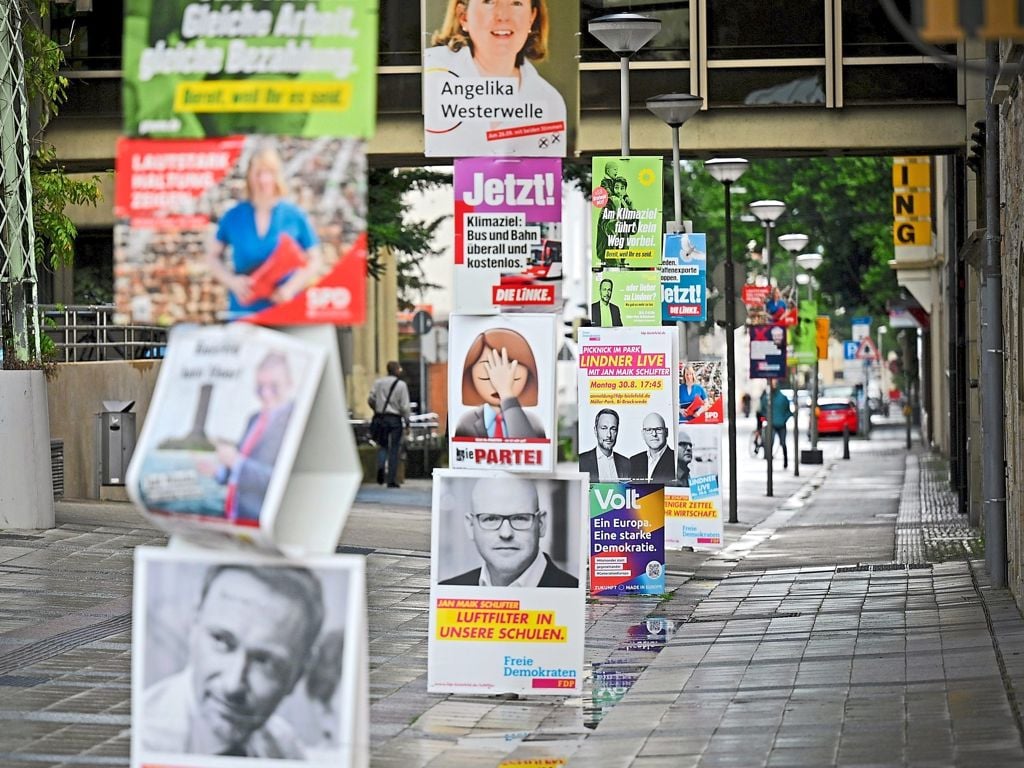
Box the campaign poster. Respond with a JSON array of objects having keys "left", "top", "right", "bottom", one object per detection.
[
  {"left": 741, "top": 284, "right": 771, "bottom": 326},
  {"left": 590, "top": 271, "right": 661, "bottom": 327},
  {"left": 662, "top": 232, "right": 707, "bottom": 322},
  {"left": 788, "top": 297, "right": 819, "bottom": 366},
  {"left": 591, "top": 156, "right": 662, "bottom": 269},
  {"left": 589, "top": 483, "right": 665, "bottom": 596},
  {"left": 422, "top": 0, "right": 579, "bottom": 157},
  {"left": 122, "top": 0, "right": 378, "bottom": 139},
  {"left": 428, "top": 471, "right": 587, "bottom": 695},
  {"left": 447, "top": 314, "right": 557, "bottom": 472},
  {"left": 665, "top": 485, "right": 724, "bottom": 550},
  {"left": 749, "top": 324, "right": 787, "bottom": 379},
  {"left": 453, "top": 158, "right": 563, "bottom": 313},
  {"left": 126, "top": 324, "right": 324, "bottom": 548},
  {"left": 114, "top": 135, "right": 367, "bottom": 326},
  {"left": 679, "top": 359, "right": 723, "bottom": 425},
  {"left": 577, "top": 327, "right": 677, "bottom": 484},
  {"left": 132, "top": 546, "right": 367, "bottom": 768}
]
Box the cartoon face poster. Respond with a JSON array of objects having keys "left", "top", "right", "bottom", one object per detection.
[{"left": 447, "top": 314, "right": 557, "bottom": 472}]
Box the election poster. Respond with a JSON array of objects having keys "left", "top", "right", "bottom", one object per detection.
[
  {"left": 665, "top": 485, "right": 724, "bottom": 550},
  {"left": 679, "top": 359, "right": 723, "bottom": 425},
  {"left": 447, "top": 314, "right": 557, "bottom": 472},
  {"left": 662, "top": 232, "right": 707, "bottom": 321},
  {"left": 749, "top": 324, "right": 787, "bottom": 379},
  {"left": 132, "top": 546, "right": 369, "bottom": 768},
  {"left": 422, "top": 0, "right": 579, "bottom": 157},
  {"left": 453, "top": 158, "right": 563, "bottom": 313},
  {"left": 114, "top": 135, "right": 367, "bottom": 327},
  {"left": 577, "top": 327, "right": 677, "bottom": 484},
  {"left": 741, "top": 284, "right": 772, "bottom": 326},
  {"left": 126, "top": 324, "right": 324, "bottom": 548},
  {"left": 428, "top": 471, "right": 588, "bottom": 695},
  {"left": 123, "top": 0, "right": 378, "bottom": 138},
  {"left": 589, "top": 483, "right": 665, "bottom": 596},
  {"left": 788, "top": 297, "right": 818, "bottom": 366},
  {"left": 591, "top": 156, "right": 663, "bottom": 269},
  {"left": 590, "top": 271, "right": 662, "bottom": 327}
]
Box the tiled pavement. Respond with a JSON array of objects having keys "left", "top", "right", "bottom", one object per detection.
[{"left": 2, "top": 427, "right": 1023, "bottom": 767}]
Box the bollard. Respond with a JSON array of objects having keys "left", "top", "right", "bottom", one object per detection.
[
  {"left": 842, "top": 425, "right": 850, "bottom": 460},
  {"left": 905, "top": 404, "right": 912, "bottom": 450}
]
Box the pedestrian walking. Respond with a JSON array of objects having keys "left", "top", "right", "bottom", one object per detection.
[
  {"left": 368, "top": 361, "right": 411, "bottom": 488},
  {"left": 759, "top": 383, "right": 792, "bottom": 468}
]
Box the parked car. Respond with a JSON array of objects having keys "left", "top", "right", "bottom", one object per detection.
[{"left": 815, "top": 397, "right": 859, "bottom": 436}]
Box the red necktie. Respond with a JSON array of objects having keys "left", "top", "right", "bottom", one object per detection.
[
  {"left": 225, "top": 411, "right": 270, "bottom": 521},
  {"left": 493, "top": 411, "right": 504, "bottom": 438}
]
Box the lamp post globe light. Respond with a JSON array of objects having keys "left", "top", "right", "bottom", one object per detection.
[
  {"left": 706, "top": 158, "right": 749, "bottom": 524},
  {"left": 588, "top": 13, "right": 661, "bottom": 156},
  {"left": 776, "top": 233, "right": 809, "bottom": 479},
  {"left": 748, "top": 199, "right": 786, "bottom": 498},
  {"left": 646, "top": 93, "right": 703, "bottom": 228},
  {"left": 795, "top": 250, "right": 824, "bottom": 460}
]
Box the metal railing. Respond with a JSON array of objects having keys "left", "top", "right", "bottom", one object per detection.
[{"left": 40, "top": 304, "right": 168, "bottom": 363}]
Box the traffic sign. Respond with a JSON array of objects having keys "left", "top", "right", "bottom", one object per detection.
[
  {"left": 856, "top": 336, "right": 880, "bottom": 361},
  {"left": 412, "top": 309, "right": 433, "bottom": 335},
  {"left": 843, "top": 340, "right": 859, "bottom": 360}
]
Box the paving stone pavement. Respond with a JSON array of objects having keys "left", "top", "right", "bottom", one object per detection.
[{"left": 2, "top": 426, "right": 1022, "bottom": 767}]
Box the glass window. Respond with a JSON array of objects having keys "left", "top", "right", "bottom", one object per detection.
[
  {"left": 376, "top": 73, "right": 422, "bottom": 114},
  {"left": 707, "top": 0, "right": 824, "bottom": 60},
  {"left": 581, "top": 1, "right": 691, "bottom": 62},
  {"left": 581, "top": 68, "right": 690, "bottom": 111},
  {"left": 708, "top": 67, "right": 825, "bottom": 107},
  {"left": 50, "top": 0, "right": 123, "bottom": 71},
  {"left": 843, "top": 64, "right": 957, "bottom": 104},
  {"left": 842, "top": 0, "right": 957, "bottom": 58},
  {"left": 379, "top": 2, "right": 421, "bottom": 66}
]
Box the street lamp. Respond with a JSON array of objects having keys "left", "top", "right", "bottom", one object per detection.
[
  {"left": 706, "top": 157, "right": 749, "bottom": 525},
  {"left": 748, "top": 199, "right": 786, "bottom": 497},
  {"left": 877, "top": 324, "right": 888, "bottom": 413},
  {"left": 776, "top": 233, "right": 809, "bottom": 478},
  {"left": 589, "top": 13, "right": 661, "bottom": 156},
  {"left": 646, "top": 93, "right": 703, "bottom": 228},
  {"left": 796, "top": 251, "right": 824, "bottom": 460}
]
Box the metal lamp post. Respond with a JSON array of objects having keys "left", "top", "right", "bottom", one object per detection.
[
  {"left": 749, "top": 200, "right": 786, "bottom": 497},
  {"left": 588, "top": 13, "right": 661, "bottom": 156},
  {"left": 796, "top": 251, "right": 824, "bottom": 456},
  {"left": 877, "top": 325, "right": 888, "bottom": 410},
  {"left": 706, "top": 158, "right": 750, "bottom": 524},
  {"left": 777, "top": 233, "right": 809, "bottom": 478},
  {"left": 646, "top": 93, "right": 702, "bottom": 228}
]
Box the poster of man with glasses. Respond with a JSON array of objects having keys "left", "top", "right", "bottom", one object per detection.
[{"left": 428, "top": 471, "right": 587, "bottom": 694}]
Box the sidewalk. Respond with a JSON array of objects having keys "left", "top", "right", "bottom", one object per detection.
[{"left": 1, "top": 425, "right": 1021, "bottom": 767}]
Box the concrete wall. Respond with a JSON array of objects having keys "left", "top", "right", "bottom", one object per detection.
[
  {"left": 0, "top": 371, "right": 55, "bottom": 528},
  {"left": 1000, "top": 67, "right": 1024, "bottom": 606},
  {"left": 47, "top": 360, "right": 162, "bottom": 500}
]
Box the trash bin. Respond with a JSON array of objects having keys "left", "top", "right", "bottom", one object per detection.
[{"left": 96, "top": 400, "right": 137, "bottom": 486}]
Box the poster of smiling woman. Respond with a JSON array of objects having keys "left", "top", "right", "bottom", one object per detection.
[
  {"left": 422, "top": 0, "right": 579, "bottom": 157},
  {"left": 447, "top": 314, "right": 557, "bottom": 471}
]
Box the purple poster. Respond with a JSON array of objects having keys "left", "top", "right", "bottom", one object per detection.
[{"left": 453, "top": 158, "right": 563, "bottom": 314}]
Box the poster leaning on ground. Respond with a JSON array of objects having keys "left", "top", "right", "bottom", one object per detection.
[
  {"left": 114, "top": 135, "right": 367, "bottom": 326},
  {"left": 589, "top": 483, "right": 665, "bottom": 596},
  {"left": 665, "top": 423, "right": 724, "bottom": 551},
  {"left": 453, "top": 158, "right": 563, "bottom": 314},
  {"left": 447, "top": 314, "right": 557, "bottom": 472},
  {"left": 428, "top": 471, "right": 588, "bottom": 695}
]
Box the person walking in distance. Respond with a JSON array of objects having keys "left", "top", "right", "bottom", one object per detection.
[
  {"left": 368, "top": 361, "right": 411, "bottom": 487},
  {"left": 759, "top": 382, "right": 792, "bottom": 468}
]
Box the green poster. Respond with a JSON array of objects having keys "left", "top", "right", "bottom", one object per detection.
[
  {"left": 591, "top": 157, "right": 663, "bottom": 269},
  {"left": 123, "top": 0, "right": 378, "bottom": 138},
  {"left": 788, "top": 298, "right": 818, "bottom": 366},
  {"left": 591, "top": 271, "right": 662, "bottom": 327}
]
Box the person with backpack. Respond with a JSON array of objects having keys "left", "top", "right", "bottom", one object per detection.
[{"left": 368, "top": 361, "right": 411, "bottom": 487}]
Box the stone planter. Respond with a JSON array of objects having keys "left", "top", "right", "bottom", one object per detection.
[{"left": 0, "top": 370, "right": 56, "bottom": 528}]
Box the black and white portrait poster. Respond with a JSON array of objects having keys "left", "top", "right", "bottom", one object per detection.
[
  {"left": 428, "top": 470, "right": 587, "bottom": 695},
  {"left": 131, "top": 546, "right": 367, "bottom": 768}
]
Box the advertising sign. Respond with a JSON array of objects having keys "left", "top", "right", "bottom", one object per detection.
[
  {"left": 453, "top": 158, "right": 563, "bottom": 313},
  {"left": 788, "top": 298, "right": 818, "bottom": 366},
  {"left": 741, "top": 284, "right": 771, "bottom": 325},
  {"left": 123, "top": 0, "right": 378, "bottom": 138},
  {"left": 447, "top": 314, "right": 557, "bottom": 472},
  {"left": 815, "top": 316, "right": 830, "bottom": 359},
  {"left": 589, "top": 483, "right": 665, "bottom": 596},
  {"left": 665, "top": 484, "right": 724, "bottom": 550},
  {"left": 590, "top": 271, "right": 661, "bottom": 327},
  {"left": 114, "top": 136, "right": 367, "bottom": 326},
  {"left": 749, "top": 325, "right": 787, "bottom": 379},
  {"left": 591, "top": 157, "right": 663, "bottom": 269},
  {"left": 428, "top": 471, "right": 587, "bottom": 695},
  {"left": 679, "top": 359, "right": 723, "bottom": 425},
  {"left": 661, "top": 232, "right": 707, "bottom": 321},
  {"left": 132, "top": 546, "right": 368, "bottom": 768},
  {"left": 422, "top": 0, "right": 579, "bottom": 157},
  {"left": 577, "top": 327, "right": 677, "bottom": 484}
]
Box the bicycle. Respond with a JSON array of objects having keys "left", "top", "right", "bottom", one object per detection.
[{"left": 749, "top": 417, "right": 782, "bottom": 458}]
